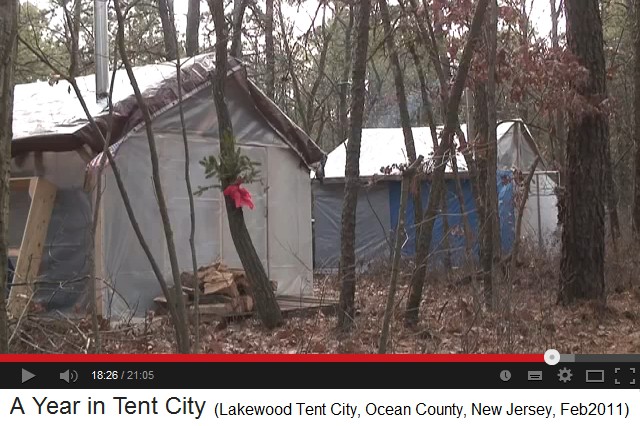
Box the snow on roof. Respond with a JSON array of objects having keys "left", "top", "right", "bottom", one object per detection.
[
  {"left": 12, "top": 56, "right": 205, "bottom": 140},
  {"left": 322, "top": 122, "right": 514, "bottom": 179}
]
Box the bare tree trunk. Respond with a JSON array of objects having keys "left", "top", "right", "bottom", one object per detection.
[
  {"left": 512, "top": 157, "right": 541, "bottom": 265},
  {"left": 263, "top": 0, "right": 275, "bottom": 99},
  {"left": 230, "top": 0, "right": 249, "bottom": 58},
  {"left": 560, "top": 0, "right": 608, "bottom": 305},
  {"left": 605, "top": 143, "right": 620, "bottom": 247},
  {"left": 174, "top": 24, "right": 201, "bottom": 352},
  {"left": 186, "top": 0, "right": 200, "bottom": 57},
  {"left": 338, "top": 5, "right": 354, "bottom": 142},
  {"left": 115, "top": 0, "right": 190, "bottom": 351},
  {"left": 337, "top": 0, "right": 371, "bottom": 331},
  {"left": 550, "top": 0, "right": 565, "bottom": 170},
  {"left": 379, "top": 156, "right": 423, "bottom": 354},
  {"left": 405, "top": 0, "right": 490, "bottom": 326},
  {"left": 440, "top": 186, "right": 452, "bottom": 271},
  {"left": 158, "top": 0, "right": 178, "bottom": 61},
  {"left": 407, "top": 41, "right": 439, "bottom": 144},
  {"left": 72, "top": 0, "right": 82, "bottom": 76},
  {"left": 487, "top": 0, "right": 500, "bottom": 261},
  {"left": 378, "top": 0, "right": 427, "bottom": 282},
  {"left": 88, "top": 59, "right": 120, "bottom": 354},
  {"left": 209, "top": 0, "right": 282, "bottom": 329},
  {"left": 0, "top": 0, "right": 18, "bottom": 354},
  {"left": 634, "top": 0, "right": 640, "bottom": 240},
  {"left": 277, "top": 1, "right": 307, "bottom": 130},
  {"left": 474, "top": 83, "right": 493, "bottom": 306},
  {"left": 61, "top": 0, "right": 82, "bottom": 77},
  {"left": 403, "top": 0, "right": 483, "bottom": 273},
  {"left": 403, "top": 0, "right": 448, "bottom": 112}
]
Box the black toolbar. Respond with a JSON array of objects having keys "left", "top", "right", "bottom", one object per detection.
[{"left": 1, "top": 362, "right": 638, "bottom": 389}]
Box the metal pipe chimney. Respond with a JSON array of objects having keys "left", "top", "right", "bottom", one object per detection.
[{"left": 94, "top": 0, "right": 109, "bottom": 101}]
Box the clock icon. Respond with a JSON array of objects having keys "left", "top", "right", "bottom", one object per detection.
[{"left": 500, "top": 370, "right": 512, "bottom": 382}]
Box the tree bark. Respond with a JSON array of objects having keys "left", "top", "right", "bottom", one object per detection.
[
  {"left": 338, "top": 5, "right": 354, "bottom": 143},
  {"left": 230, "top": 0, "right": 249, "bottom": 58},
  {"left": 378, "top": 0, "right": 427, "bottom": 283},
  {"left": 474, "top": 83, "right": 494, "bottom": 306},
  {"left": 634, "top": 0, "right": 640, "bottom": 240},
  {"left": 186, "top": 0, "right": 200, "bottom": 57},
  {"left": 61, "top": 0, "right": 82, "bottom": 77},
  {"left": 115, "top": 0, "right": 190, "bottom": 352},
  {"left": 0, "top": 0, "right": 18, "bottom": 354},
  {"left": 277, "top": 1, "right": 307, "bottom": 130},
  {"left": 405, "top": 0, "right": 490, "bottom": 326},
  {"left": 605, "top": 143, "right": 620, "bottom": 247},
  {"left": 379, "top": 156, "right": 423, "bottom": 354},
  {"left": 337, "top": 0, "right": 371, "bottom": 331},
  {"left": 158, "top": 0, "right": 178, "bottom": 61},
  {"left": 559, "top": 0, "right": 608, "bottom": 305},
  {"left": 71, "top": 0, "right": 81, "bottom": 76},
  {"left": 174, "top": 39, "right": 201, "bottom": 351},
  {"left": 486, "top": 0, "right": 500, "bottom": 260},
  {"left": 407, "top": 41, "right": 439, "bottom": 145},
  {"left": 209, "top": 0, "right": 282, "bottom": 329},
  {"left": 264, "top": 0, "right": 275, "bottom": 98},
  {"left": 512, "top": 157, "right": 541, "bottom": 265},
  {"left": 550, "top": 0, "right": 565, "bottom": 170}
]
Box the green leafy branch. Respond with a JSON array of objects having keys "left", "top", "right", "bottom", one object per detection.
[{"left": 195, "top": 144, "right": 261, "bottom": 196}]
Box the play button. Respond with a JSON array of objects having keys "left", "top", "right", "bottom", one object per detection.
[{"left": 22, "top": 368, "right": 35, "bottom": 384}]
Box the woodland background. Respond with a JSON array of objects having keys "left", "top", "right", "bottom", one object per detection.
[{"left": 0, "top": 0, "right": 639, "bottom": 354}]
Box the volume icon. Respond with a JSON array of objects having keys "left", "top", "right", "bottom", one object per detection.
[{"left": 60, "top": 369, "right": 78, "bottom": 383}]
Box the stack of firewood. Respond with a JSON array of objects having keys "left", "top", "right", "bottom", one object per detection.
[{"left": 154, "top": 262, "right": 276, "bottom": 317}]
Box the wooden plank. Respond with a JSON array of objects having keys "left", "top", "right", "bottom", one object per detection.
[
  {"left": 94, "top": 201, "right": 105, "bottom": 318},
  {"left": 8, "top": 177, "right": 57, "bottom": 317},
  {"left": 75, "top": 147, "right": 94, "bottom": 163},
  {"left": 9, "top": 177, "right": 33, "bottom": 192},
  {"left": 8, "top": 248, "right": 19, "bottom": 258}
]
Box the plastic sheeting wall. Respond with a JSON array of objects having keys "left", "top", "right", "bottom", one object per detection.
[
  {"left": 388, "top": 171, "right": 515, "bottom": 265},
  {"left": 497, "top": 121, "right": 540, "bottom": 171},
  {"left": 313, "top": 172, "right": 516, "bottom": 271},
  {"left": 522, "top": 172, "right": 559, "bottom": 249},
  {"left": 312, "top": 182, "right": 391, "bottom": 272},
  {"left": 101, "top": 79, "right": 313, "bottom": 318},
  {"left": 267, "top": 147, "right": 314, "bottom": 297},
  {"left": 9, "top": 151, "right": 91, "bottom": 311}
]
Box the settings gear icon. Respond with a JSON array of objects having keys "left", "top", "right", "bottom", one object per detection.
[{"left": 558, "top": 367, "right": 573, "bottom": 383}]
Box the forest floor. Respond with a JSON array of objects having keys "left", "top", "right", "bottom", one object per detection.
[{"left": 10, "top": 243, "right": 640, "bottom": 354}]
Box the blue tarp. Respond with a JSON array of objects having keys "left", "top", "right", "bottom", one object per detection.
[{"left": 389, "top": 170, "right": 515, "bottom": 266}]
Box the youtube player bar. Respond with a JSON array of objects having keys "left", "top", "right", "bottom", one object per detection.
[{"left": 1, "top": 354, "right": 638, "bottom": 389}]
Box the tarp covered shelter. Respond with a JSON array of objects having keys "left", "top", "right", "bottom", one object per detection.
[
  {"left": 312, "top": 120, "right": 558, "bottom": 271},
  {"left": 10, "top": 54, "right": 324, "bottom": 317}
]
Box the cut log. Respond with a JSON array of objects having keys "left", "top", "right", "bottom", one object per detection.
[
  {"left": 180, "top": 271, "right": 197, "bottom": 289},
  {"left": 203, "top": 271, "right": 238, "bottom": 296},
  {"left": 173, "top": 262, "right": 270, "bottom": 315},
  {"left": 198, "top": 303, "right": 232, "bottom": 316}
]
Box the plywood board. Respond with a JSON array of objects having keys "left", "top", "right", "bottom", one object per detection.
[{"left": 8, "top": 177, "right": 57, "bottom": 317}]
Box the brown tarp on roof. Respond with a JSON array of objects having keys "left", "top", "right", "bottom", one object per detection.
[{"left": 12, "top": 55, "right": 325, "bottom": 168}]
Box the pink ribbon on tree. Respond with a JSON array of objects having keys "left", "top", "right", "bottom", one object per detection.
[{"left": 223, "top": 181, "right": 255, "bottom": 209}]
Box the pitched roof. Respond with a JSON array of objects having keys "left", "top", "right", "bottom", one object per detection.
[
  {"left": 321, "top": 120, "right": 542, "bottom": 179},
  {"left": 11, "top": 54, "right": 325, "bottom": 167}
]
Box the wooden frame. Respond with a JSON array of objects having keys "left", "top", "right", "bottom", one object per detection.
[
  {"left": 93, "top": 191, "right": 105, "bottom": 318},
  {"left": 8, "top": 177, "right": 57, "bottom": 317}
]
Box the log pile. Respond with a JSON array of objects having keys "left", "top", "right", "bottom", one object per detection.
[{"left": 154, "top": 262, "right": 277, "bottom": 317}]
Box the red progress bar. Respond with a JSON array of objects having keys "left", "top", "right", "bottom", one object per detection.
[{"left": 0, "top": 354, "right": 544, "bottom": 363}]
